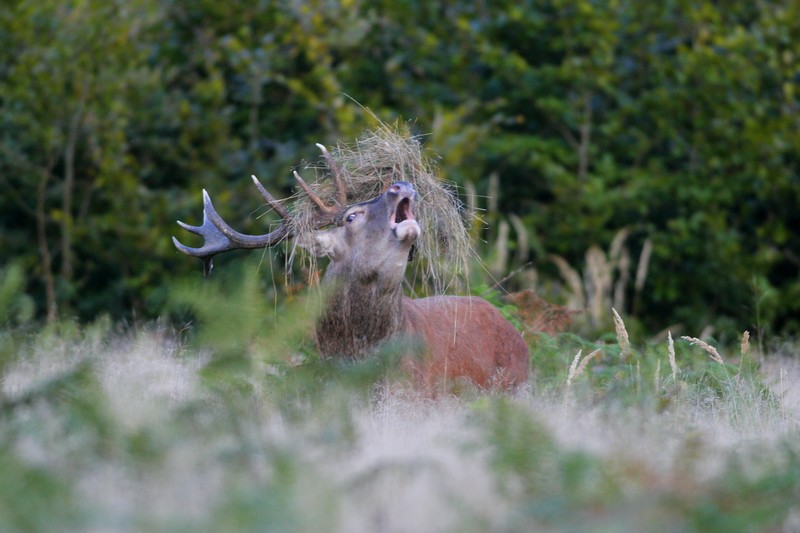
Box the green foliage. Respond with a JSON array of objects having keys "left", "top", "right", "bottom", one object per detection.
[
  {"left": 0, "top": 449, "right": 79, "bottom": 533},
  {"left": 0, "top": 262, "right": 34, "bottom": 326},
  {"left": 1, "top": 0, "right": 799, "bottom": 338},
  {"left": 0, "top": 262, "right": 35, "bottom": 380}
]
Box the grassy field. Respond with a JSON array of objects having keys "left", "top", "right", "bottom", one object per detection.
[{"left": 1, "top": 288, "right": 799, "bottom": 532}]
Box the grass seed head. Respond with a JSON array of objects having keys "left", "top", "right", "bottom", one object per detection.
[
  {"left": 681, "top": 336, "right": 724, "bottom": 365},
  {"left": 575, "top": 348, "right": 602, "bottom": 379},
  {"left": 667, "top": 330, "right": 679, "bottom": 378},
  {"left": 567, "top": 349, "right": 582, "bottom": 387},
  {"left": 741, "top": 331, "right": 750, "bottom": 357},
  {"left": 567, "top": 348, "right": 601, "bottom": 387},
  {"left": 612, "top": 308, "right": 630, "bottom": 359}
]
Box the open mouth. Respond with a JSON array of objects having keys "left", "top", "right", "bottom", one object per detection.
[
  {"left": 390, "top": 196, "right": 420, "bottom": 243},
  {"left": 394, "top": 197, "right": 414, "bottom": 225}
]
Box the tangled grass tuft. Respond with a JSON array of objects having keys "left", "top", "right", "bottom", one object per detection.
[{"left": 287, "top": 122, "right": 473, "bottom": 293}]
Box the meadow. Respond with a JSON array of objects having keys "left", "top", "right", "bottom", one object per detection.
[
  {"left": 4, "top": 4, "right": 799, "bottom": 531},
  {"left": 1, "top": 273, "right": 799, "bottom": 533}
]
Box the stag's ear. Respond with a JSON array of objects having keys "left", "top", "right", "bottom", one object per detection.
[{"left": 298, "top": 228, "right": 344, "bottom": 259}]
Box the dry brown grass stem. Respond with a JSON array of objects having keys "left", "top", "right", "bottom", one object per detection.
[
  {"left": 487, "top": 171, "right": 499, "bottom": 218},
  {"left": 608, "top": 228, "right": 631, "bottom": 264},
  {"left": 490, "top": 219, "right": 510, "bottom": 277},
  {"left": 613, "top": 247, "right": 631, "bottom": 311},
  {"left": 612, "top": 308, "right": 630, "bottom": 359},
  {"left": 681, "top": 336, "right": 724, "bottom": 365},
  {"left": 586, "top": 247, "right": 613, "bottom": 327},
  {"left": 509, "top": 213, "right": 529, "bottom": 265},
  {"left": 550, "top": 255, "right": 585, "bottom": 310},
  {"left": 463, "top": 180, "right": 481, "bottom": 241},
  {"left": 567, "top": 348, "right": 602, "bottom": 387},
  {"left": 551, "top": 229, "right": 640, "bottom": 329},
  {"left": 634, "top": 238, "right": 653, "bottom": 292},
  {"left": 667, "top": 330, "right": 679, "bottom": 379},
  {"left": 289, "top": 123, "right": 473, "bottom": 294},
  {"left": 741, "top": 331, "right": 750, "bottom": 356}
]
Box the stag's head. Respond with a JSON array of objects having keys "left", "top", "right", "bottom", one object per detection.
[
  {"left": 311, "top": 181, "right": 420, "bottom": 285},
  {"left": 172, "top": 143, "right": 421, "bottom": 285}
]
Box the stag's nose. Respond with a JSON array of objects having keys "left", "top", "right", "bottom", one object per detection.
[{"left": 388, "top": 181, "right": 415, "bottom": 196}]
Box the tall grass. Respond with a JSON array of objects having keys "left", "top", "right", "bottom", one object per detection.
[{"left": 0, "top": 275, "right": 798, "bottom": 532}]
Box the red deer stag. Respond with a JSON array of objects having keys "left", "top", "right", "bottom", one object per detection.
[{"left": 173, "top": 145, "right": 529, "bottom": 393}]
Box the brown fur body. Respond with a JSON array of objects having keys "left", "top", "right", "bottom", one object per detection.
[
  {"left": 403, "top": 296, "right": 529, "bottom": 392},
  {"left": 316, "top": 273, "right": 529, "bottom": 393}
]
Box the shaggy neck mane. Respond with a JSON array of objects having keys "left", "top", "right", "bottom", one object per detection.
[{"left": 315, "top": 270, "right": 407, "bottom": 360}]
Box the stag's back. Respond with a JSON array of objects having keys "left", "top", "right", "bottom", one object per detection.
[{"left": 402, "top": 295, "right": 529, "bottom": 393}]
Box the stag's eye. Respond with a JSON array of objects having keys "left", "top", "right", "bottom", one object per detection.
[{"left": 346, "top": 212, "right": 358, "bottom": 223}]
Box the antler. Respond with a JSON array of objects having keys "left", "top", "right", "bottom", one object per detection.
[
  {"left": 173, "top": 144, "right": 348, "bottom": 276},
  {"left": 291, "top": 143, "right": 347, "bottom": 218},
  {"left": 316, "top": 143, "right": 348, "bottom": 208},
  {"left": 172, "top": 175, "right": 291, "bottom": 276}
]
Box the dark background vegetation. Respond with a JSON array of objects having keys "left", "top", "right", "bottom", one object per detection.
[{"left": 1, "top": 0, "right": 799, "bottom": 338}]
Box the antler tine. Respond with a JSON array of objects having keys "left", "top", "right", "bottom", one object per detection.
[
  {"left": 251, "top": 174, "right": 291, "bottom": 219},
  {"left": 293, "top": 170, "right": 341, "bottom": 215},
  {"left": 316, "top": 143, "right": 347, "bottom": 208}
]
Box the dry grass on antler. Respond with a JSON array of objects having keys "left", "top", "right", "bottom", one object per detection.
[{"left": 288, "top": 122, "right": 473, "bottom": 294}]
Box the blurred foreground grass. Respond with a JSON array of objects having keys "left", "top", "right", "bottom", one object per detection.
[{"left": 0, "top": 269, "right": 799, "bottom": 532}]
